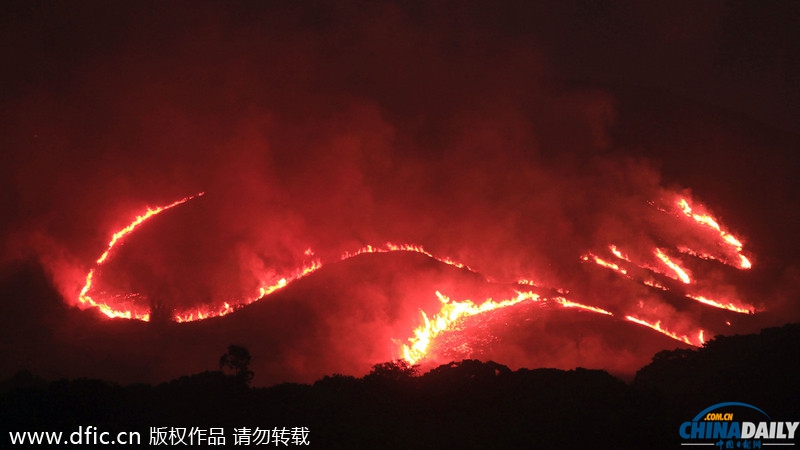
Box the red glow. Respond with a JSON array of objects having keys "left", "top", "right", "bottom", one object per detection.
[
  {"left": 76, "top": 191, "right": 760, "bottom": 365},
  {"left": 78, "top": 193, "right": 204, "bottom": 320},
  {"left": 609, "top": 244, "right": 630, "bottom": 262},
  {"left": 675, "top": 197, "right": 751, "bottom": 270},
  {"left": 654, "top": 248, "right": 691, "bottom": 284},
  {"left": 400, "top": 291, "right": 615, "bottom": 364},
  {"left": 686, "top": 294, "right": 753, "bottom": 315},
  {"left": 342, "top": 242, "right": 472, "bottom": 271},
  {"left": 582, "top": 253, "right": 628, "bottom": 276},
  {"left": 96, "top": 193, "right": 203, "bottom": 265},
  {"left": 625, "top": 315, "right": 701, "bottom": 346},
  {"left": 553, "top": 297, "right": 613, "bottom": 315},
  {"left": 401, "top": 291, "right": 542, "bottom": 364}
]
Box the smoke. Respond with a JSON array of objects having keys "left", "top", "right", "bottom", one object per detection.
[{"left": 1, "top": 1, "right": 798, "bottom": 384}]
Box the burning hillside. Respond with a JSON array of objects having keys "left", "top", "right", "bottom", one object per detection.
[{"left": 1, "top": 1, "right": 798, "bottom": 385}]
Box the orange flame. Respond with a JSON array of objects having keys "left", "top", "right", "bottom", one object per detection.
[
  {"left": 676, "top": 198, "right": 751, "bottom": 270},
  {"left": 96, "top": 193, "right": 204, "bottom": 264},
  {"left": 342, "top": 242, "right": 472, "bottom": 271},
  {"left": 625, "top": 315, "right": 700, "bottom": 346},
  {"left": 686, "top": 294, "right": 753, "bottom": 315},
  {"left": 78, "top": 193, "right": 204, "bottom": 320},
  {"left": 553, "top": 297, "right": 613, "bottom": 315},
  {"left": 174, "top": 259, "right": 323, "bottom": 322},
  {"left": 400, "top": 291, "right": 615, "bottom": 364},
  {"left": 654, "top": 248, "right": 691, "bottom": 284},
  {"left": 609, "top": 244, "right": 631, "bottom": 262},
  {"left": 76, "top": 190, "right": 758, "bottom": 366},
  {"left": 172, "top": 242, "right": 474, "bottom": 323},
  {"left": 401, "top": 291, "right": 541, "bottom": 364},
  {"left": 738, "top": 254, "right": 752, "bottom": 269},
  {"left": 643, "top": 279, "right": 669, "bottom": 291},
  {"left": 76, "top": 269, "right": 151, "bottom": 320},
  {"left": 582, "top": 253, "right": 628, "bottom": 276}
]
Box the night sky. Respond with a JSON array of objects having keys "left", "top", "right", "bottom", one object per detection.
[{"left": 1, "top": 0, "right": 798, "bottom": 386}]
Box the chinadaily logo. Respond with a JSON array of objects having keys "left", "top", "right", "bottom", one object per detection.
[{"left": 680, "top": 402, "right": 798, "bottom": 448}]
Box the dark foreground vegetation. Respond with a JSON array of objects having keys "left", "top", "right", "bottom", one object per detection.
[{"left": 2, "top": 324, "right": 799, "bottom": 449}]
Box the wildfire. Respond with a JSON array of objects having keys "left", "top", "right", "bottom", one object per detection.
[
  {"left": 78, "top": 193, "right": 204, "bottom": 320},
  {"left": 96, "top": 193, "right": 204, "bottom": 264},
  {"left": 553, "top": 297, "right": 613, "bottom": 315},
  {"left": 342, "top": 242, "right": 472, "bottom": 271},
  {"left": 686, "top": 295, "right": 753, "bottom": 315},
  {"left": 582, "top": 253, "right": 628, "bottom": 276},
  {"left": 77, "top": 269, "right": 151, "bottom": 320},
  {"left": 654, "top": 248, "right": 691, "bottom": 284},
  {"left": 675, "top": 197, "right": 751, "bottom": 270},
  {"left": 738, "top": 254, "right": 752, "bottom": 270},
  {"left": 625, "top": 315, "right": 701, "bottom": 346},
  {"left": 75, "top": 190, "right": 759, "bottom": 366},
  {"left": 401, "top": 291, "right": 616, "bottom": 364},
  {"left": 643, "top": 279, "right": 668, "bottom": 291},
  {"left": 609, "top": 244, "right": 630, "bottom": 262},
  {"left": 401, "top": 291, "right": 542, "bottom": 364}
]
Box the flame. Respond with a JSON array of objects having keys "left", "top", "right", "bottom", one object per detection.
[
  {"left": 401, "top": 291, "right": 541, "bottom": 364},
  {"left": 582, "top": 253, "right": 628, "bottom": 276},
  {"left": 553, "top": 297, "right": 613, "bottom": 315},
  {"left": 174, "top": 259, "right": 323, "bottom": 322},
  {"left": 173, "top": 243, "right": 474, "bottom": 322},
  {"left": 686, "top": 294, "right": 753, "bottom": 315},
  {"left": 77, "top": 269, "right": 151, "bottom": 320},
  {"left": 738, "top": 254, "right": 752, "bottom": 269},
  {"left": 625, "top": 315, "right": 700, "bottom": 346},
  {"left": 654, "top": 248, "right": 691, "bottom": 284},
  {"left": 76, "top": 191, "right": 760, "bottom": 364},
  {"left": 400, "top": 291, "right": 616, "bottom": 364},
  {"left": 643, "top": 279, "right": 669, "bottom": 291},
  {"left": 676, "top": 197, "right": 751, "bottom": 270},
  {"left": 96, "top": 193, "right": 204, "bottom": 265},
  {"left": 78, "top": 193, "right": 204, "bottom": 320},
  {"left": 609, "top": 244, "right": 630, "bottom": 262},
  {"left": 342, "top": 242, "right": 472, "bottom": 271}
]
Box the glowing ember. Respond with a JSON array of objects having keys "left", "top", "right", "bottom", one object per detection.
[
  {"left": 625, "top": 315, "right": 700, "bottom": 346},
  {"left": 654, "top": 248, "right": 691, "bottom": 284}
]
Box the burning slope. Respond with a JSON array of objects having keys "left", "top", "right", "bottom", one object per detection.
[
  {"left": 77, "top": 193, "right": 204, "bottom": 320},
  {"left": 73, "top": 191, "right": 759, "bottom": 366}
]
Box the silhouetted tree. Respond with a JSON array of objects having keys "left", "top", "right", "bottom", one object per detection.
[
  {"left": 219, "top": 345, "right": 254, "bottom": 385},
  {"left": 364, "top": 359, "right": 418, "bottom": 382},
  {"left": 148, "top": 297, "right": 174, "bottom": 325}
]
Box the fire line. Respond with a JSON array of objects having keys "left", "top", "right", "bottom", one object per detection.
[{"left": 75, "top": 192, "right": 758, "bottom": 364}]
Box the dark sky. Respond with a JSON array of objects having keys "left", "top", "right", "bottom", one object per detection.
[{"left": 1, "top": 0, "right": 798, "bottom": 385}]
